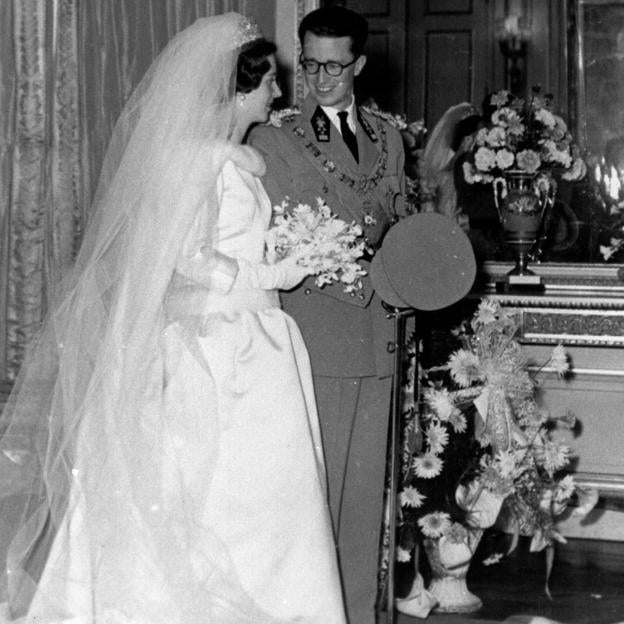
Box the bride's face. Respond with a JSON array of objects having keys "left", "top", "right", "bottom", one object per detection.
[{"left": 241, "top": 54, "right": 281, "bottom": 126}]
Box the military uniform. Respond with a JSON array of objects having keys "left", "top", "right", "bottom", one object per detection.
[{"left": 249, "top": 94, "right": 406, "bottom": 624}]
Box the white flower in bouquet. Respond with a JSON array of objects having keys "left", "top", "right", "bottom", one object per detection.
[{"left": 266, "top": 197, "right": 367, "bottom": 293}]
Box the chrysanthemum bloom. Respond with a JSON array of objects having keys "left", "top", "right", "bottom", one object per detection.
[
  {"left": 412, "top": 453, "right": 443, "bottom": 479},
  {"left": 418, "top": 511, "right": 452, "bottom": 538},
  {"left": 400, "top": 485, "right": 426, "bottom": 508},
  {"left": 495, "top": 149, "right": 515, "bottom": 170},
  {"left": 448, "top": 349, "right": 482, "bottom": 387},
  {"left": 425, "top": 422, "right": 449, "bottom": 455},
  {"left": 516, "top": 149, "right": 541, "bottom": 173}
]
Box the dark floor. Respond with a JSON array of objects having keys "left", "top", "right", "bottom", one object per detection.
[{"left": 388, "top": 535, "right": 624, "bottom": 624}]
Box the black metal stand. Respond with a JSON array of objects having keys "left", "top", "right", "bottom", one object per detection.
[{"left": 382, "top": 306, "right": 416, "bottom": 624}]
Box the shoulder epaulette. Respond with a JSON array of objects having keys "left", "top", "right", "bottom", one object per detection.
[{"left": 360, "top": 105, "right": 408, "bottom": 131}]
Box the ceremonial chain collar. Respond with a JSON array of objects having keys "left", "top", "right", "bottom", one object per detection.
[{"left": 291, "top": 116, "right": 389, "bottom": 197}]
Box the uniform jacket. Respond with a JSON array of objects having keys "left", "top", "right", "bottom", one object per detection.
[{"left": 249, "top": 95, "right": 406, "bottom": 378}]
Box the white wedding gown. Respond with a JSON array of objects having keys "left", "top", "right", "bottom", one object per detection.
[{"left": 3, "top": 147, "right": 345, "bottom": 623}]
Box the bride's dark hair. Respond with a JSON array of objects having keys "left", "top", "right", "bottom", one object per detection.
[{"left": 236, "top": 38, "right": 277, "bottom": 93}]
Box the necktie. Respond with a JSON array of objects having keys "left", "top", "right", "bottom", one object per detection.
[{"left": 337, "top": 111, "right": 359, "bottom": 162}]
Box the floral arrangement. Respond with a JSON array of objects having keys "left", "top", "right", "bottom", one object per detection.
[
  {"left": 462, "top": 87, "right": 586, "bottom": 186},
  {"left": 266, "top": 197, "right": 367, "bottom": 293},
  {"left": 397, "top": 299, "right": 598, "bottom": 589}
]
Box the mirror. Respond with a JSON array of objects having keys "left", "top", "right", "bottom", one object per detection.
[
  {"left": 456, "top": 0, "right": 624, "bottom": 268},
  {"left": 568, "top": 0, "right": 624, "bottom": 265}
]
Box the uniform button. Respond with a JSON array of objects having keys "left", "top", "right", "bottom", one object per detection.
[
  {"left": 350, "top": 291, "right": 355, "bottom": 297},
  {"left": 304, "top": 288, "right": 312, "bottom": 295}
]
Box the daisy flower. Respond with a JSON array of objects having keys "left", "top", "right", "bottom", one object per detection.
[
  {"left": 474, "top": 299, "right": 499, "bottom": 326},
  {"left": 541, "top": 441, "right": 571, "bottom": 476},
  {"left": 425, "top": 422, "right": 449, "bottom": 455},
  {"left": 399, "top": 486, "right": 426, "bottom": 508},
  {"left": 412, "top": 453, "right": 443, "bottom": 479},
  {"left": 448, "top": 410, "right": 467, "bottom": 433},
  {"left": 425, "top": 388, "right": 455, "bottom": 421},
  {"left": 448, "top": 349, "right": 482, "bottom": 387},
  {"left": 555, "top": 474, "right": 575, "bottom": 501},
  {"left": 418, "top": 511, "right": 452, "bottom": 538}
]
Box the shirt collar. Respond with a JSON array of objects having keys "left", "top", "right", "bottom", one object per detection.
[{"left": 321, "top": 96, "right": 357, "bottom": 134}]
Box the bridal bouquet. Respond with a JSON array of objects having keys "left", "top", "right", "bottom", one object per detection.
[{"left": 266, "top": 197, "right": 367, "bottom": 293}]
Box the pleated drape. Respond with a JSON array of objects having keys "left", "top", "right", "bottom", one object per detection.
[{"left": 0, "top": 0, "right": 248, "bottom": 390}]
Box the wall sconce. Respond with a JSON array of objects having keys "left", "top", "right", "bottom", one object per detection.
[{"left": 497, "top": 14, "right": 530, "bottom": 97}]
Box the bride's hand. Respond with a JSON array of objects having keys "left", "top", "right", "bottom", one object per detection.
[{"left": 236, "top": 257, "right": 313, "bottom": 291}]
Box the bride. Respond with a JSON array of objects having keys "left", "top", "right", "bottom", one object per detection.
[{"left": 0, "top": 13, "right": 346, "bottom": 624}]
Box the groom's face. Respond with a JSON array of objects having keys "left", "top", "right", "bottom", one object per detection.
[{"left": 301, "top": 33, "right": 366, "bottom": 110}]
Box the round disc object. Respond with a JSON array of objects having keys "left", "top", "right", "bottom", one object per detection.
[
  {"left": 381, "top": 213, "right": 476, "bottom": 311},
  {"left": 369, "top": 248, "right": 410, "bottom": 308}
]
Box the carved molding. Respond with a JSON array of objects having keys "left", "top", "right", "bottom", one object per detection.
[{"left": 477, "top": 262, "right": 624, "bottom": 346}]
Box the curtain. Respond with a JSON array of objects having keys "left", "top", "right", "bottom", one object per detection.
[{"left": 0, "top": 0, "right": 249, "bottom": 391}]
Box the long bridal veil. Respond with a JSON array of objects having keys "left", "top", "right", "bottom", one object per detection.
[{"left": 0, "top": 13, "right": 280, "bottom": 624}]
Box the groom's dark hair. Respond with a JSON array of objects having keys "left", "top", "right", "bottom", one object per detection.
[{"left": 298, "top": 6, "right": 368, "bottom": 57}]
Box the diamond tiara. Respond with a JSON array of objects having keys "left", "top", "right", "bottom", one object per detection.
[{"left": 235, "top": 16, "right": 261, "bottom": 47}]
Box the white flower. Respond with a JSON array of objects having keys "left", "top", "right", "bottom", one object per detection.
[
  {"left": 267, "top": 198, "right": 366, "bottom": 293},
  {"left": 548, "top": 344, "right": 569, "bottom": 376},
  {"left": 535, "top": 107, "right": 556, "bottom": 128},
  {"left": 448, "top": 349, "right": 482, "bottom": 387},
  {"left": 562, "top": 157, "right": 587, "bottom": 181},
  {"left": 412, "top": 453, "right": 443, "bottom": 478},
  {"left": 495, "top": 149, "right": 515, "bottom": 170},
  {"left": 267, "top": 107, "right": 301, "bottom": 127},
  {"left": 555, "top": 474, "right": 575, "bottom": 501},
  {"left": 425, "top": 388, "right": 455, "bottom": 421},
  {"left": 448, "top": 411, "right": 467, "bottom": 433},
  {"left": 540, "top": 441, "right": 572, "bottom": 476},
  {"left": 475, "top": 127, "right": 489, "bottom": 146},
  {"left": 418, "top": 511, "right": 451, "bottom": 538},
  {"left": 396, "top": 546, "right": 412, "bottom": 562},
  {"left": 482, "top": 552, "right": 504, "bottom": 566},
  {"left": 516, "top": 149, "right": 541, "bottom": 173},
  {"left": 425, "top": 422, "right": 449, "bottom": 455},
  {"left": 485, "top": 126, "right": 507, "bottom": 147},
  {"left": 399, "top": 485, "right": 426, "bottom": 508},
  {"left": 474, "top": 146, "right": 497, "bottom": 171},
  {"left": 475, "top": 299, "right": 499, "bottom": 325},
  {"left": 493, "top": 450, "right": 517, "bottom": 477},
  {"left": 492, "top": 107, "right": 513, "bottom": 127}
]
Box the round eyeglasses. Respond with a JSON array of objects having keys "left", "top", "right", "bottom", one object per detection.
[{"left": 299, "top": 56, "right": 359, "bottom": 77}]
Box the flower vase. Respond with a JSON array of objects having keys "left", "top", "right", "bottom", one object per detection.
[
  {"left": 423, "top": 528, "right": 483, "bottom": 613},
  {"left": 492, "top": 171, "right": 555, "bottom": 287}
]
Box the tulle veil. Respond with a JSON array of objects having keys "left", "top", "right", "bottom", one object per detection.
[{"left": 0, "top": 12, "right": 282, "bottom": 624}]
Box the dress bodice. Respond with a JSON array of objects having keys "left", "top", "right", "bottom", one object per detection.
[
  {"left": 166, "top": 145, "right": 278, "bottom": 317},
  {"left": 212, "top": 155, "right": 271, "bottom": 268}
]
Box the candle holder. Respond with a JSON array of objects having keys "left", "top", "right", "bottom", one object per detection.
[{"left": 497, "top": 15, "right": 530, "bottom": 97}]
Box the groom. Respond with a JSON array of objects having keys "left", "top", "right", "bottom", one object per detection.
[{"left": 250, "top": 6, "right": 407, "bottom": 624}]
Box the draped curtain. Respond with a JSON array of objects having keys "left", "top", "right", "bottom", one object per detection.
[{"left": 0, "top": 0, "right": 249, "bottom": 393}]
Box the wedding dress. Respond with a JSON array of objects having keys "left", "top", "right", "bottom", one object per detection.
[
  {"left": 1, "top": 147, "right": 345, "bottom": 624},
  {"left": 0, "top": 13, "right": 345, "bottom": 624}
]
